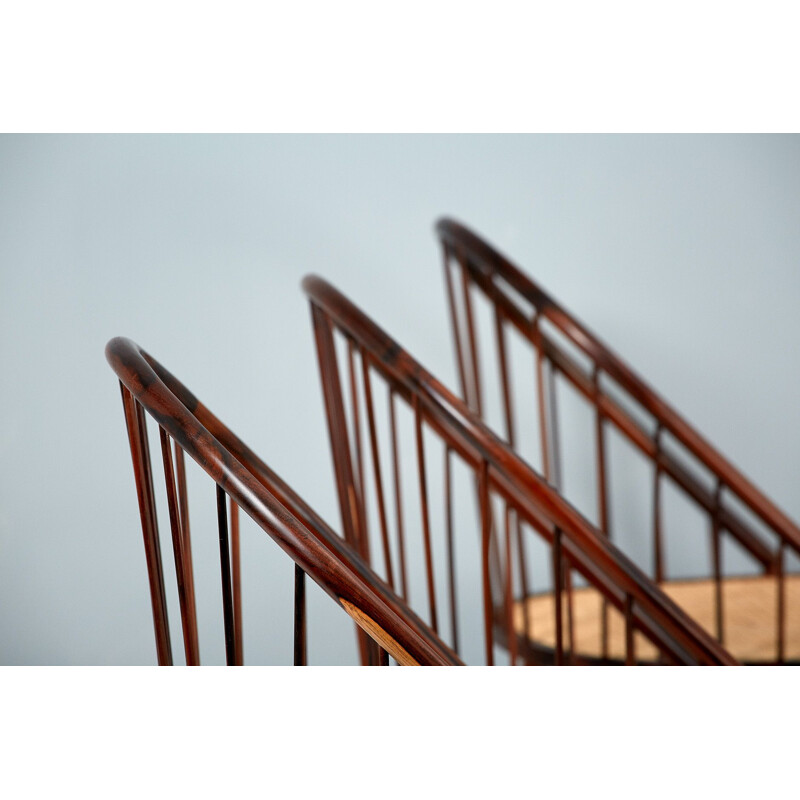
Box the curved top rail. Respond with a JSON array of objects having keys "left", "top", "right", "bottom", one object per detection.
[
  {"left": 106, "top": 336, "right": 462, "bottom": 666},
  {"left": 436, "top": 217, "right": 800, "bottom": 555},
  {"left": 302, "top": 276, "right": 737, "bottom": 665}
]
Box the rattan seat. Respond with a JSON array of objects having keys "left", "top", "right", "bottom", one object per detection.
[{"left": 513, "top": 574, "right": 800, "bottom": 664}]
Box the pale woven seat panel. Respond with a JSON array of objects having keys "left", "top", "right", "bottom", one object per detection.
[
  {"left": 512, "top": 588, "right": 659, "bottom": 662},
  {"left": 513, "top": 575, "right": 800, "bottom": 664}
]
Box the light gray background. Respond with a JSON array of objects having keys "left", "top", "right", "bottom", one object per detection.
[{"left": 1, "top": 134, "right": 798, "bottom": 665}]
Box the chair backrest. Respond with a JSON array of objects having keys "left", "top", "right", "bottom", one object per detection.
[
  {"left": 435, "top": 217, "right": 800, "bottom": 662},
  {"left": 107, "top": 337, "right": 462, "bottom": 666},
  {"left": 302, "top": 276, "right": 736, "bottom": 665}
]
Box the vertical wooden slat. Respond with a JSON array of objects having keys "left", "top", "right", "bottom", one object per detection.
[
  {"left": 444, "top": 446, "right": 459, "bottom": 653},
  {"left": 624, "top": 594, "right": 635, "bottom": 666},
  {"left": 494, "top": 303, "right": 515, "bottom": 445},
  {"left": 294, "top": 563, "right": 307, "bottom": 666},
  {"left": 347, "top": 339, "right": 369, "bottom": 563},
  {"left": 504, "top": 504, "right": 517, "bottom": 665},
  {"left": 515, "top": 516, "right": 532, "bottom": 661},
  {"left": 230, "top": 500, "right": 243, "bottom": 665},
  {"left": 546, "top": 359, "right": 571, "bottom": 659},
  {"left": 120, "top": 384, "right": 172, "bottom": 665},
  {"left": 174, "top": 445, "right": 199, "bottom": 655},
  {"left": 495, "top": 301, "right": 530, "bottom": 659},
  {"left": 309, "top": 305, "right": 370, "bottom": 665},
  {"left": 533, "top": 316, "right": 552, "bottom": 483},
  {"left": 159, "top": 427, "right": 200, "bottom": 665},
  {"left": 414, "top": 395, "right": 438, "bottom": 634},
  {"left": 479, "top": 459, "right": 494, "bottom": 666},
  {"left": 653, "top": 423, "right": 665, "bottom": 583},
  {"left": 777, "top": 541, "right": 786, "bottom": 664},
  {"left": 442, "top": 243, "right": 470, "bottom": 406},
  {"left": 564, "top": 562, "right": 575, "bottom": 664},
  {"left": 552, "top": 527, "right": 564, "bottom": 666},
  {"left": 361, "top": 353, "right": 394, "bottom": 589},
  {"left": 594, "top": 366, "right": 610, "bottom": 661},
  {"left": 458, "top": 252, "right": 483, "bottom": 417},
  {"left": 388, "top": 389, "right": 408, "bottom": 600},
  {"left": 547, "top": 361, "right": 562, "bottom": 491},
  {"left": 711, "top": 479, "right": 724, "bottom": 645},
  {"left": 594, "top": 366, "right": 611, "bottom": 537},
  {"left": 216, "top": 485, "right": 236, "bottom": 666}
]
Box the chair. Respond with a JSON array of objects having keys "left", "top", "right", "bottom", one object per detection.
[
  {"left": 303, "top": 276, "right": 735, "bottom": 664},
  {"left": 435, "top": 218, "right": 800, "bottom": 664},
  {"left": 107, "top": 336, "right": 461, "bottom": 666}
]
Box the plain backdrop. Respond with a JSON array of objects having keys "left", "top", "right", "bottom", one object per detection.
[{"left": 1, "top": 134, "right": 798, "bottom": 665}]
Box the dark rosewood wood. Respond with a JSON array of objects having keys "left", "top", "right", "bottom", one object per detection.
[
  {"left": 414, "top": 394, "right": 439, "bottom": 634},
  {"left": 216, "top": 485, "right": 237, "bottom": 666},
  {"left": 108, "top": 337, "right": 461, "bottom": 667},
  {"left": 174, "top": 445, "right": 199, "bottom": 654},
  {"left": 303, "top": 276, "right": 737, "bottom": 666},
  {"left": 711, "top": 480, "right": 724, "bottom": 644},
  {"left": 362, "top": 354, "right": 394, "bottom": 590},
  {"left": 294, "top": 564, "right": 307, "bottom": 666},
  {"left": 230, "top": 500, "right": 243, "bottom": 665},
  {"left": 652, "top": 424, "right": 665, "bottom": 584},
  {"left": 552, "top": 527, "right": 564, "bottom": 665},
  {"left": 444, "top": 446, "right": 459, "bottom": 653},
  {"left": 625, "top": 594, "right": 635, "bottom": 666},
  {"left": 120, "top": 385, "right": 172, "bottom": 665},
  {"left": 437, "top": 217, "right": 799, "bottom": 664},
  {"left": 479, "top": 460, "right": 494, "bottom": 666},
  {"left": 159, "top": 427, "right": 200, "bottom": 665},
  {"left": 388, "top": 389, "right": 408, "bottom": 600}
]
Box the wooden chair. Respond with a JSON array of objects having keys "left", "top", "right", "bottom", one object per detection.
[
  {"left": 435, "top": 218, "right": 800, "bottom": 664},
  {"left": 107, "top": 337, "right": 461, "bottom": 666},
  {"left": 303, "top": 276, "right": 736, "bottom": 665}
]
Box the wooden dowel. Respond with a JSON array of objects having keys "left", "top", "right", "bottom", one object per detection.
[
  {"left": 711, "top": 479, "right": 724, "bottom": 645},
  {"left": 120, "top": 385, "right": 172, "bottom": 665},
  {"left": 216, "top": 485, "right": 236, "bottom": 666},
  {"left": 414, "top": 395, "right": 438, "bottom": 634},
  {"left": 230, "top": 500, "right": 243, "bottom": 665},
  {"left": 458, "top": 252, "right": 483, "bottom": 417},
  {"left": 625, "top": 594, "right": 635, "bottom": 666},
  {"left": 777, "top": 541, "right": 786, "bottom": 664},
  {"left": 361, "top": 353, "right": 394, "bottom": 589},
  {"left": 444, "top": 446, "right": 459, "bottom": 653},
  {"left": 388, "top": 389, "right": 408, "bottom": 600},
  {"left": 309, "top": 306, "right": 370, "bottom": 666},
  {"left": 552, "top": 527, "right": 564, "bottom": 665},
  {"left": 442, "top": 243, "right": 470, "bottom": 406},
  {"left": 294, "top": 563, "right": 306, "bottom": 666},
  {"left": 653, "top": 423, "right": 665, "bottom": 583},
  {"left": 480, "top": 460, "right": 494, "bottom": 665},
  {"left": 504, "top": 504, "right": 517, "bottom": 665},
  {"left": 159, "top": 428, "right": 199, "bottom": 665},
  {"left": 347, "top": 339, "right": 369, "bottom": 562},
  {"left": 174, "top": 445, "right": 199, "bottom": 658},
  {"left": 533, "top": 316, "right": 552, "bottom": 483}
]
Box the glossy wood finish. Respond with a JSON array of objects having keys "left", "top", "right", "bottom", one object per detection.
[
  {"left": 108, "top": 337, "right": 461, "bottom": 666},
  {"left": 436, "top": 217, "right": 800, "bottom": 664},
  {"left": 303, "top": 276, "right": 736, "bottom": 665}
]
